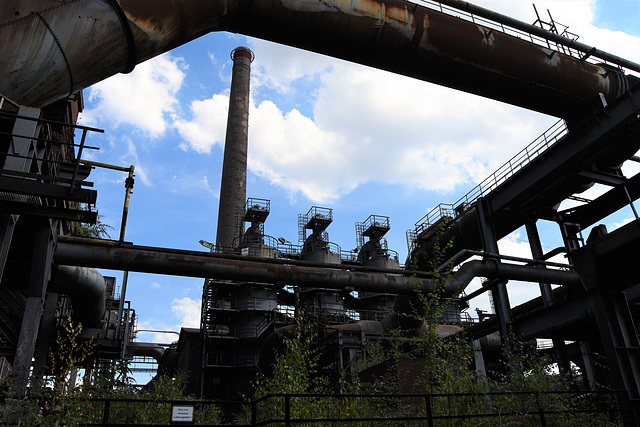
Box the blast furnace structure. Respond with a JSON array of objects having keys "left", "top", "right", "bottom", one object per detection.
[{"left": 1, "top": 0, "right": 640, "bottom": 423}]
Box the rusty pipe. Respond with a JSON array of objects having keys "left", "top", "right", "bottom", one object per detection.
[
  {"left": 54, "top": 240, "right": 440, "bottom": 295},
  {"left": 48, "top": 265, "right": 107, "bottom": 327},
  {"left": 119, "top": 166, "right": 135, "bottom": 242},
  {"left": 0, "top": 0, "right": 631, "bottom": 118},
  {"left": 437, "top": 0, "right": 640, "bottom": 73}
]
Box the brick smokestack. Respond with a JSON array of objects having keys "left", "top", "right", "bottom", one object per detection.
[{"left": 216, "top": 46, "right": 254, "bottom": 251}]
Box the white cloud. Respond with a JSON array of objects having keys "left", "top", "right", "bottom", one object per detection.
[
  {"left": 119, "top": 137, "right": 152, "bottom": 187},
  {"left": 169, "top": 174, "right": 219, "bottom": 199},
  {"left": 172, "top": 0, "right": 638, "bottom": 204},
  {"left": 82, "top": 54, "right": 186, "bottom": 138},
  {"left": 171, "top": 297, "right": 201, "bottom": 328},
  {"left": 175, "top": 64, "right": 554, "bottom": 203},
  {"left": 174, "top": 94, "right": 229, "bottom": 153},
  {"left": 247, "top": 39, "right": 336, "bottom": 93}
]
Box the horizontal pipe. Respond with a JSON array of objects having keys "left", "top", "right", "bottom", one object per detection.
[
  {"left": 0, "top": 0, "right": 630, "bottom": 118},
  {"left": 437, "top": 0, "right": 640, "bottom": 73},
  {"left": 384, "top": 258, "right": 581, "bottom": 331},
  {"left": 54, "top": 241, "right": 581, "bottom": 296},
  {"left": 127, "top": 342, "right": 165, "bottom": 362},
  {"left": 446, "top": 259, "right": 582, "bottom": 293},
  {"left": 54, "top": 241, "right": 440, "bottom": 295},
  {"left": 57, "top": 235, "right": 433, "bottom": 278}
]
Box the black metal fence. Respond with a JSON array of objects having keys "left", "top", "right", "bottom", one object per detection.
[{"left": 77, "top": 390, "right": 628, "bottom": 426}]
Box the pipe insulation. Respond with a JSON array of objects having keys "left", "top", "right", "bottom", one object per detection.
[
  {"left": 48, "top": 265, "right": 107, "bottom": 327},
  {"left": 0, "top": 0, "right": 633, "bottom": 118}
]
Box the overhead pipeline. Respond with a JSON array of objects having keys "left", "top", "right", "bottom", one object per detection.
[
  {"left": 0, "top": 0, "right": 634, "bottom": 118},
  {"left": 54, "top": 240, "right": 443, "bottom": 296},
  {"left": 54, "top": 239, "right": 581, "bottom": 332}
]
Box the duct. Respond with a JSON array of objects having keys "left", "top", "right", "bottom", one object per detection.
[
  {"left": 446, "top": 259, "right": 581, "bottom": 292},
  {"left": 54, "top": 240, "right": 438, "bottom": 295},
  {"left": 0, "top": 0, "right": 631, "bottom": 118},
  {"left": 59, "top": 235, "right": 432, "bottom": 277},
  {"left": 384, "top": 258, "right": 581, "bottom": 332},
  {"left": 436, "top": 0, "right": 640, "bottom": 73},
  {"left": 48, "top": 265, "right": 106, "bottom": 328},
  {"left": 128, "top": 342, "right": 166, "bottom": 363}
]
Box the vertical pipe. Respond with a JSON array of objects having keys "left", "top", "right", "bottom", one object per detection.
[
  {"left": 216, "top": 47, "right": 254, "bottom": 252},
  {"left": 119, "top": 166, "right": 135, "bottom": 242},
  {"left": 116, "top": 167, "right": 134, "bottom": 342}
]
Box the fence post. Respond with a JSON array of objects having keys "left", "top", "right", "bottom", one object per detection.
[
  {"left": 251, "top": 399, "right": 256, "bottom": 426},
  {"left": 536, "top": 392, "right": 547, "bottom": 427},
  {"left": 285, "top": 395, "right": 291, "bottom": 427},
  {"left": 424, "top": 394, "right": 434, "bottom": 427},
  {"left": 102, "top": 400, "right": 111, "bottom": 426}
]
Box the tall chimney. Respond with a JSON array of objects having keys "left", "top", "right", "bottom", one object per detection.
[{"left": 216, "top": 46, "right": 254, "bottom": 251}]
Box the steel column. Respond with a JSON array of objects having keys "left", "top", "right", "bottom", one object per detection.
[
  {"left": 0, "top": 214, "right": 18, "bottom": 282},
  {"left": 589, "top": 291, "right": 640, "bottom": 425},
  {"left": 32, "top": 292, "right": 59, "bottom": 386},
  {"left": 476, "top": 198, "right": 512, "bottom": 350},
  {"left": 10, "top": 219, "right": 58, "bottom": 396},
  {"left": 525, "top": 220, "right": 572, "bottom": 377}
]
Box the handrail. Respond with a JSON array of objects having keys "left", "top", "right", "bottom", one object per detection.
[
  {"left": 414, "top": 119, "right": 567, "bottom": 233},
  {"left": 412, "top": 0, "right": 639, "bottom": 72}
]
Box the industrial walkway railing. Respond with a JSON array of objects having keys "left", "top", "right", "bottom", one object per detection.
[
  {"left": 413, "top": 0, "right": 630, "bottom": 71},
  {"left": 413, "top": 119, "right": 567, "bottom": 238},
  {"left": 72, "top": 390, "right": 628, "bottom": 425}
]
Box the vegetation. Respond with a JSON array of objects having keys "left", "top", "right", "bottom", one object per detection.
[
  {"left": 245, "top": 221, "right": 621, "bottom": 426},
  {"left": 71, "top": 205, "right": 113, "bottom": 239},
  {"left": 0, "top": 221, "right": 623, "bottom": 425},
  {"left": 0, "top": 318, "right": 222, "bottom": 426}
]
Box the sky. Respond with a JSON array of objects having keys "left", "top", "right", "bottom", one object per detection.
[{"left": 77, "top": 0, "right": 640, "bottom": 354}]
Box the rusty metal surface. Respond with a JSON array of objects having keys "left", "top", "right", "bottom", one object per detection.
[
  {"left": 0, "top": 0, "right": 130, "bottom": 107},
  {"left": 55, "top": 240, "right": 440, "bottom": 295},
  {"left": 223, "top": 0, "right": 620, "bottom": 118},
  {"left": 0, "top": 0, "right": 630, "bottom": 116},
  {"left": 216, "top": 47, "right": 252, "bottom": 250}
]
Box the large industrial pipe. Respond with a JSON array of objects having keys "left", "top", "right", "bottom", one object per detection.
[
  {"left": 54, "top": 240, "right": 440, "bottom": 295},
  {"left": 446, "top": 259, "right": 581, "bottom": 290},
  {"left": 54, "top": 240, "right": 582, "bottom": 324},
  {"left": 383, "top": 258, "right": 581, "bottom": 330},
  {"left": 48, "top": 265, "right": 107, "bottom": 327},
  {"left": 0, "top": 0, "right": 634, "bottom": 118},
  {"left": 216, "top": 47, "right": 253, "bottom": 251}
]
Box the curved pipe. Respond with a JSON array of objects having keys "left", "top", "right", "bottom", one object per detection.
[
  {"left": 384, "top": 258, "right": 581, "bottom": 331},
  {"left": 48, "top": 265, "right": 106, "bottom": 327},
  {"left": 0, "top": 0, "right": 630, "bottom": 118},
  {"left": 128, "top": 342, "right": 166, "bottom": 363},
  {"left": 446, "top": 259, "right": 581, "bottom": 292}
]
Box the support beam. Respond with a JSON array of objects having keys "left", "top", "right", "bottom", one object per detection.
[
  {"left": 477, "top": 198, "right": 512, "bottom": 350},
  {"left": 11, "top": 219, "right": 58, "bottom": 396}
]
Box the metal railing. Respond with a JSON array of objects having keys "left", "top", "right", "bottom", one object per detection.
[
  {"left": 414, "top": 119, "right": 567, "bottom": 234},
  {"left": 251, "top": 390, "right": 627, "bottom": 426},
  {"left": 27, "top": 390, "right": 625, "bottom": 425},
  {"left": 412, "top": 0, "right": 623, "bottom": 70}
]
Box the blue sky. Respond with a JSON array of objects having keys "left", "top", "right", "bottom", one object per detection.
[{"left": 77, "top": 0, "right": 640, "bottom": 350}]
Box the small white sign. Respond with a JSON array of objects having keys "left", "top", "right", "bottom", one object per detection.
[
  {"left": 171, "top": 405, "right": 194, "bottom": 424},
  {"left": 241, "top": 247, "right": 249, "bottom": 256}
]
